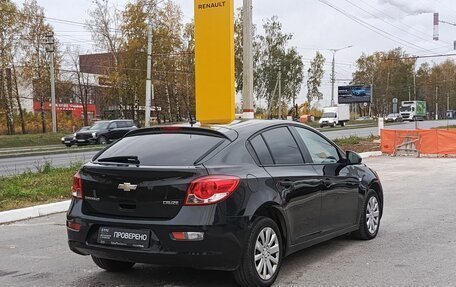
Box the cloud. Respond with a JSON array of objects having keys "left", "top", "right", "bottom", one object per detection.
[{"left": 378, "top": 0, "right": 435, "bottom": 15}]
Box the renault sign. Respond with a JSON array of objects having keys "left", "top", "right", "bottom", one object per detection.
[{"left": 194, "top": 0, "right": 235, "bottom": 124}]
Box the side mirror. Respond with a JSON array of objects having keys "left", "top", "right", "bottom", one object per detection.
[{"left": 346, "top": 151, "right": 362, "bottom": 165}]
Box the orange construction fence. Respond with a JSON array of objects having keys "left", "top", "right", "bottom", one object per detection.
[{"left": 381, "top": 129, "right": 456, "bottom": 155}]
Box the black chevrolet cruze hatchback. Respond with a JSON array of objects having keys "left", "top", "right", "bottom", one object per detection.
[{"left": 67, "top": 120, "right": 383, "bottom": 287}]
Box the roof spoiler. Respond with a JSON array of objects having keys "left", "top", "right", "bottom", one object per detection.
[{"left": 124, "top": 126, "right": 238, "bottom": 142}]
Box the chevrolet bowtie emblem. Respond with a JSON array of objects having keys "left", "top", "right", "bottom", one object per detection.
[{"left": 118, "top": 183, "right": 138, "bottom": 192}]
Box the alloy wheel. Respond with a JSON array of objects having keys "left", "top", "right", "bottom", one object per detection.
[
  {"left": 366, "top": 196, "right": 380, "bottom": 234},
  {"left": 254, "top": 227, "right": 280, "bottom": 281}
]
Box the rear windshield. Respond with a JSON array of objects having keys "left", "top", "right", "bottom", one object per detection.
[{"left": 95, "top": 133, "right": 225, "bottom": 166}]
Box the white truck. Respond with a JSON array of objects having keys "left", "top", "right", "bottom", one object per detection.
[
  {"left": 400, "top": 101, "right": 426, "bottom": 121},
  {"left": 319, "top": 105, "right": 350, "bottom": 128}
]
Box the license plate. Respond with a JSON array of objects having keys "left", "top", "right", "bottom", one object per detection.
[
  {"left": 77, "top": 139, "right": 86, "bottom": 142},
  {"left": 64, "top": 141, "right": 71, "bottom": 143},
  {"left": 97, "top": 227, "right": 150, "bottom": 248}
]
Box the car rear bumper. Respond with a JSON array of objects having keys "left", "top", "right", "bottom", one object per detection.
[{"left": 67, "top": 200, "right": 249, "bottom": 271}]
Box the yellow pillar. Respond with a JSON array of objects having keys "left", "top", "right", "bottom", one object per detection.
[{"left": 194, "top": 0, "right": 235, "bottom": 125}]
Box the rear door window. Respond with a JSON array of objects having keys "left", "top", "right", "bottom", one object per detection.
[
  {"left": 120, "top": 121, "right": 134, "bottom": 128},
  {"left": 96, "top": 133, "right": 225, "bottom": 166},
  {"left": 262, "top": 127, "right": 304, "bottom": 165},
  {"left": 250, "top": 135, "right": 274, "bottom": 165},
  {"left": 117, "top": 121, "right": 127, "bottom": 128}
]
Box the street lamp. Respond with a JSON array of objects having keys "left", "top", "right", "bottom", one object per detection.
[{"left": 329, "top": 45, "right": 352, "bottom": 106}]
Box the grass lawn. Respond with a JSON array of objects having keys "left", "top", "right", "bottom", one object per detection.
[
  {"left": 334, "top": 135, "right": 380, "bottom": 153},
  {"left": 0, "top": 132, "right": 68, "bottom": 149},
  {"left": 432, "top": 125, "right": 456, "bottom": 130},
  {"left": 0, "top": 164, "right": 80, "bottom": 212}
]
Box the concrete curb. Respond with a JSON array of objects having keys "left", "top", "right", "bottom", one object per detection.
[
  {"left": 0, "top": 200, "right": 71, "bottom": 224},
  {"left": 359, "top": 151, "right": 383, "bottom": 159}
]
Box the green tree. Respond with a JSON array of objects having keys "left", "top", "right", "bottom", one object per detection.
[
  {"left": 87, "top": 0, "right": 124, "bottom": 117},
  {"left": 306, "top": 51, "right": 325, "bottom": 107},
  {"left": 20, "top": 0, "right": 58, "bottom": 133},
  {"left": 234, "top": 8, "right": 244, "bottom": 94},
  {"left": 254, "top": 16, "right": 303, "bottom": 118},
  {"left": 0, "top": 0, "right": 20, "bottom": 134},
  {"left": 352, "top": 48, "right": 416, "bottom": 115},
  {"left": 416, "top": 59, "right": 456, "bottom": 118}
]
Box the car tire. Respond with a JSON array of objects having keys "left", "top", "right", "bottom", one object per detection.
[
  {"left": 233, "top": 217, "right": 282, "bottom": 287},
  {"left": 331, "top": 122, "right": 336, "bottom": 128},
  {"left": 98, "top": 136, "right": 108, "bottom": 145},
  {"left": 65, "top": 144, "right": 72, "bottom": 148},
  {"left": 352, "top": 189, "right": 381, "bottom": 240},
  {"left": 340, "top": 122, "right": 346, "bottom": 127},
  {"left": 91, "top": 256, "right": 135, "bottom": 272}
]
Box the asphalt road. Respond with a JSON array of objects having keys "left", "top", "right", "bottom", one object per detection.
[
  {"left": 1, "top": 119, "right": 455, "bottom": 177},
  {"left": 0, "top": 151, "right": 99, "bottom": 176},
  {"left": 1, "top": 157, "right": 455, "bottom": 287}
]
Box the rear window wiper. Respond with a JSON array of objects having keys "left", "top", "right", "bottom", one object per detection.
[{"left": 96, "top": 156, "right": 140, "bottom": 165}]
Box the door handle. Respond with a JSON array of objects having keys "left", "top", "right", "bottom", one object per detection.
[
  {"left": 322, "top": 178, "right": 332, "bottom": 188},
  {"left": 278, "top": 179, "right": 293, "bottom": 188}
]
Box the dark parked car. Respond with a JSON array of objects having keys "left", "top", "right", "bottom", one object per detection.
[
  {"left": 385, "top": 113, "right": 403, "bottom": 122},
  {"left": 74, "top": 120, "right": 137, "bottom": 145},
  {"left": 61, "top": 126, "right": 90, "bottom": 147},
  {"left": 67, "top": 120, "right": 383, "bottom": 287}
]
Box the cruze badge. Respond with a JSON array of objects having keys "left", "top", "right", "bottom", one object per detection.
[{"left": 118, "top": 183, "right": 138, "bottom": 192}]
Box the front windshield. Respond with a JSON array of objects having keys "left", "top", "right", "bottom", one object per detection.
[
  {"left": 400, "top": 107, "right": 411, "bottom": 112},
  {"left": 322, "top": 112, "right": 336, "bottom": 118},
  {"left": 90, "top": 122, "right": 109, "bottom": 130}
]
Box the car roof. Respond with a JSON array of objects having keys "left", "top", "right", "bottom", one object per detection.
[
  {"left": 127, "top": 120, "right": 308, "bottom": 142},
  {"left": 210, "top": 119, "right": 307, "bottom": 138}
]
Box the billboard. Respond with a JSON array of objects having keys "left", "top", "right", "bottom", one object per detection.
[{"left": 338, "top": 85, "right": 372, "bottom": 104}]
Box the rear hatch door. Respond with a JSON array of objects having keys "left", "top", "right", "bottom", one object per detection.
[
  {"left": 81, "top": 128, "right": 232, "bottom": 219},
  {"left": 81, "top": 164, "right": 207, "bottom": 219}
]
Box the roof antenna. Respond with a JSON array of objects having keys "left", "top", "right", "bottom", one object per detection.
[{"left": 189, "top": 114, "right": 196, "bottom": 127}]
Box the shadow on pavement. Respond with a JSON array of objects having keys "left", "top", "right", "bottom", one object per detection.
[{"left": 70, "top": 235, "right": 357, "bottom": 287}]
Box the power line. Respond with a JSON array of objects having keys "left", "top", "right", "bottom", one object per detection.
[
  {"left": 344, "top": 0, "right": 450, "bottom": 48},
  {"left": 392, "top": 52, "right": 456, "bottom": 60},
  {"left": 318, "top": 0, "right": 436, "bottom": 53},
  {"left": 359, "top": 0, "right": 452, "bottom": 46}
]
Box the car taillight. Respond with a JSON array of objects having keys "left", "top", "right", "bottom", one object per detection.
[
  {"left": 185, "top": 176, "right": 240, "bottom": 206},
  {"left": 72, "top": 171, "right": 83, "bottom": 199}
]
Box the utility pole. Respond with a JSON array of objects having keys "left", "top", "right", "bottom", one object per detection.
[
  {"left": 145, "top": 13, "right": 154, "bottom": 128},
  {"left": 369, "top": 77, "right": 374, "bottom": 118},
  {"left": 46, "top": 32, "right": 57, "bottom": 133},
  {"left": 413, "top": 71, "right": 417, "bottom": 100},
  {"left": 330, "top": 52, "right": 336, "bottom": 106},
  {"left": 242, "top": 0, "right": 254, "bottom": 119},
  {"left": 329, "top": 45, "right": 352, "bottom": 106},
  {"left": 408, "top": 86, "right": 411, "bottom": 101},
  {"left": 435, "top": 86, "right": 439, "bottom": 120},
  {"left": 278, "top": 67, "right": 282, "bottom": 119}
]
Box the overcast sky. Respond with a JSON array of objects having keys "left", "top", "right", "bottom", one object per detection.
[{"left": 12, "top": 0, "right": 456, "bottom": 106}]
